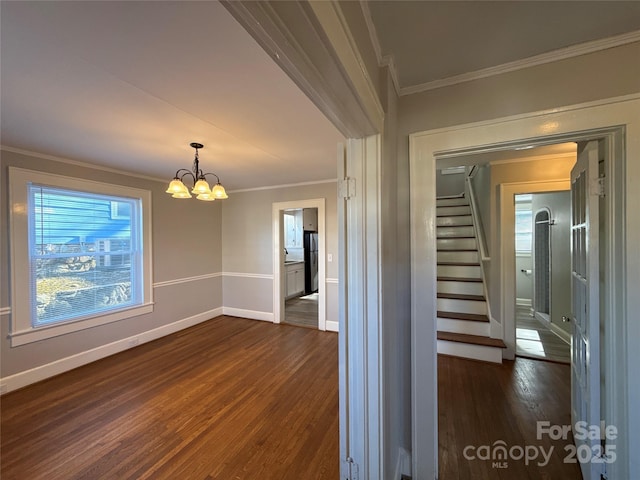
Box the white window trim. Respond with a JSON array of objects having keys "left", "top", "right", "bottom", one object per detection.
[
  {"left": 8, "top": 167, "right": 154, "bottom": 346},
  {"left": 515, "top": 203, "right": 533, "bottom": 256}
]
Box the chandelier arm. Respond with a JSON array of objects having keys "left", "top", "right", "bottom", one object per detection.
[
  {"left": 202, "top": 172, "right": 221, "bottom": 184},
  {"left": 178, "top": 170, "right": 197, "bottom": 184},
  {"left": 173, "top": 168, "right": 192, "bottom": 179}
]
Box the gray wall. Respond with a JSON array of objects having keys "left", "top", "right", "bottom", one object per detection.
[
  {"left": 435, "top": 170, "right": 465, "bottom": 197},
  {"left": 398, "top": 42, "right": 640, "bottom": 136},
  {"left": 1, "top": 149, "right": 223, "bottom": 378},
  {"left": 487, "top": 156, "right": 576, "bottom": 324},
  {"left": 379, "top": 68, "right": 412, "bottom": 480},
  {"left": 516, "top": 256, "right": 533, "bottom": 302},
  {"left": 532, "top": 191, "right": 572, "bottom": 334},
  {"left": 398, "top": 42, "right": 640, "bottom": 328},
  {"left": 221, "top": 181, "right": 338, "bottom": 322}
]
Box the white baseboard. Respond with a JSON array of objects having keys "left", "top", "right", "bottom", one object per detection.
[
  {"left": 516, "top": 297, "right": 532, "bottom": 307},
  {"left": 490, "top": 316, "right": 502, "bottom": 339},
  {"left": 222, "top": 307, "right": 274, "bottom": 323},
  {"left": 0, "top": 307, "right": 223, "bottom": 395},
  {"left": 325, "top": 320, "right": 339, "bottom": 332},
  {"left": 548, "top": 321, "right": 571, "bottom": 344},
  {"left": 534, "top": 311, "right": 551, "bottom": 326},
  {"left": 394, "top": 447, "right": 412, "bottom": 480}
]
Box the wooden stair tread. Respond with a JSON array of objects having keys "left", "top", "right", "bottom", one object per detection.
[
  {"left": 437, "top": 224, "right": 473, "bottom": 227},
  {"left": 437, "top": 236, "right": 475, "bottom": 239},
  {"left": 437, "top": 293, "right": 485, "bottom": 301},
  {"left": 437, "top": 331, "right": 506, "bottom": 348},
  {"left": 437, "top": 262, "right": 480, "bottom": 266},
  {"left": 437, "top": 249, "right": 477, "bottom": 252},
  {"left": 437, "top": 276, "right": 482, "bottom": 283},
  {"left": 437, "top": 310, "right": 489, "bottom": 322},
  {"left": 436, "top": 213, "right": 471, "bottom": 217}
]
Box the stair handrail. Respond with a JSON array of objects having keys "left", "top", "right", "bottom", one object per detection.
[
  {"left": 465, "top": 170, "right": 490, "bottom": 261},
  {"left": 466, "top": 167, "right": 503, "bottom": 342}
]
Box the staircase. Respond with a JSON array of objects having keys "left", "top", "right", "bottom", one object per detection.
[{"left": 436, "top": 196, "right": 506, "bottom": 363}]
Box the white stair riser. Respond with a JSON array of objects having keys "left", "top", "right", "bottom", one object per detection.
[
  {"left": 437, "top": 340, "right": 503, "bottom": 363},
  {"left": 438, "top": 264, "right": 481, "bottom": 278},
  {"left": 437, "top": 238, "right": 476, "bottom": 250},
  {"left": 437, "top": 317, "right": 490, "bottom": 336},
  {"left": 437, "top": 215, "right": 473, "bottom": 226},
  {"left": 438, "top": 298, "right": 487, "bottom": 315},
  {"left": 436, "top": 198, "right": 468, "bottom": 207},
  {"left": 437, "top": 280, "right": 484, "bottom": 296},
  {"left": 437, "top": 250, "right": 478, "bottom": 263},
  {"left": 437, "top": 226, "right": 475, "bottom": 237},
  {"left": 437, "top": 205, "right": 471, "bottom": 216}
]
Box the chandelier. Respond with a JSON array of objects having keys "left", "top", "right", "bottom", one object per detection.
[{"left": 165, "top": 143, "right": 228, "bottom": 201}]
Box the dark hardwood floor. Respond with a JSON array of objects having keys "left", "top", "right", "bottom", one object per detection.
[
  {"left": 516, "top": 306, "right": 570, "bottom": 364},
  {"left": 438, "top": 355, "right": 582, "bottom": 480},
  {"left": 0, "top": 316, "right": 339, "bottom": 480},
  {"left": 284, "top": 293, "right": 319, "bottom": 329}
]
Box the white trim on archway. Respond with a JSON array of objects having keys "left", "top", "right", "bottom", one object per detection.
[
  {"left": 410, "top": 93, "right": 640, "bottom": 479},
  {"left": 272, "top": 198, "right": 326, "bottom": 331}
]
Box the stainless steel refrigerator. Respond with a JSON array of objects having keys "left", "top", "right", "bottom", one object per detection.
[{"left": 304, "top": 231, "right": 318, "bottom": 294}]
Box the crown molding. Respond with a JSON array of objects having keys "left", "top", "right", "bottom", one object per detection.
[
  {"left": 400, "top": 30, "right": 640, "bottom": 96},
  {"left": 228, "top": 178, "right": 337, "bottom": 194},
  {"left": 222, "top": 0, "right": 383, "bottom": 138},
  {"left": 360, "top": 0, "right": 401, "bottom": 95},
  {"left": 308, "top": 1, "right": 385, "bottom": 129},
  {"left": 0, "top": 145, "right": 165, "bottom": 183}
]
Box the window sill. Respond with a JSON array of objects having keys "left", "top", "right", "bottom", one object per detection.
[{"left": 9, "top": 303, "right": 154, "bottom": 347}]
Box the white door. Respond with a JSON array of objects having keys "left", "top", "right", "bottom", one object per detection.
[{"left": 570, "top": 140, "right": 601, "bottom": 480}]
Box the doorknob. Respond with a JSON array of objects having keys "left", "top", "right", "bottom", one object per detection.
[{"left": 562, "top": 315, "right": 571, "bottom": 323}]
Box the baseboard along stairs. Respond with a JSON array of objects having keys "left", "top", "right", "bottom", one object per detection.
[{"left": 436, "top": 195, "right": 506, "bottom": 363}]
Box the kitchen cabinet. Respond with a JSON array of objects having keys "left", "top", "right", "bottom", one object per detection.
[
  {"left": 285, "top": 262, "right": 304, "bottom": 299},
  {"left": 302, "top": 208, "right": 317, "bottom": 232}
]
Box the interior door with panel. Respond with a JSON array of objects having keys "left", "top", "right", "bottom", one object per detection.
[{"left": 570, "top": 140, "right": 602, "bottom": 480}]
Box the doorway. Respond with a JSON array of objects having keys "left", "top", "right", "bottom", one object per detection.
[
  {"left": 410, "top": 96, "right": 635, "bottom": 478},
  {"left": 272, "top": 199, "right": 326, "bottom": 331},
  {"left": 282, "top": 207, "right": 319, "bottom": 329},
  {"left": 514, "top": 192, "right": 572, "bottom": 364}
]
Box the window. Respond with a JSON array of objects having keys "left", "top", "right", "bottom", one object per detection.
[
  {"left": 515, "top": 194, "right": 533, "bottom": 254},
  {"left": 9, "top": 168, "right": 153, "bottom": 346}
]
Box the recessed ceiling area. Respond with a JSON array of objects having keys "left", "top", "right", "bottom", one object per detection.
[
  {"left": 367, "top": 1, "right": 640, "bottom": 91},
  {"left": 436, "top": 142, "right": 578, "bottom": 169},
  {"left": 436, "top": 143, "right": 577, "bottom": 169},
  {"left": 0, "top": 1, "right": 346, "bottom": 190}
]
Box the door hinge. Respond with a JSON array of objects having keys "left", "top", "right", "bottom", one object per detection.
[
  {"left": 338, "top": 177, "right": 356, "bottom": 199},
  {"left": 599, "top": 438, "right": 609, "bottom": 480},
  {"left": 591, "top": 175, "right": 605, "bottom": 197},
  {"left": 342, "top": 457, "right": 359, "bottom": 480}
]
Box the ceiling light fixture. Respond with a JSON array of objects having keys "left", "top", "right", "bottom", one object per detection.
[{"left": 165, "top": 143, "right": 228, "bottom": 201}]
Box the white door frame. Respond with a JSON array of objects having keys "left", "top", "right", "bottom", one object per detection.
[
  {"left": 339, "top": 136, "right": 383, "bottom": 480},
  {"left": 410, "top": 94, "right": 639, "bottom": 479},
  {"left": 272, "top": 198, "right": 326, "bottom": 331},
  {"left": 500, "top": 180, "right": 570, "bottom": 359}
]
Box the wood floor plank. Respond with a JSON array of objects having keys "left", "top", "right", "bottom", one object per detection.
[
  {"left": 516, "top": 306, "right": 570, "bottom": 363},
  {"left": 438, "top": 355, "right": 582, "bottom": 480},
  {"left": 0, "top": 316, "right": 339, "bottom": 480}
]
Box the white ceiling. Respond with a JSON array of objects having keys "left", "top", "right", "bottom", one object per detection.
[
  {"left": 367, "top": 1, "right": 640, "bottom": 92},
  {"left": 1, "top": 1, "right": 345, "bottom": 190},
  {"left": 2, "top": 2, "right": 639, "bottom": 190}
]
